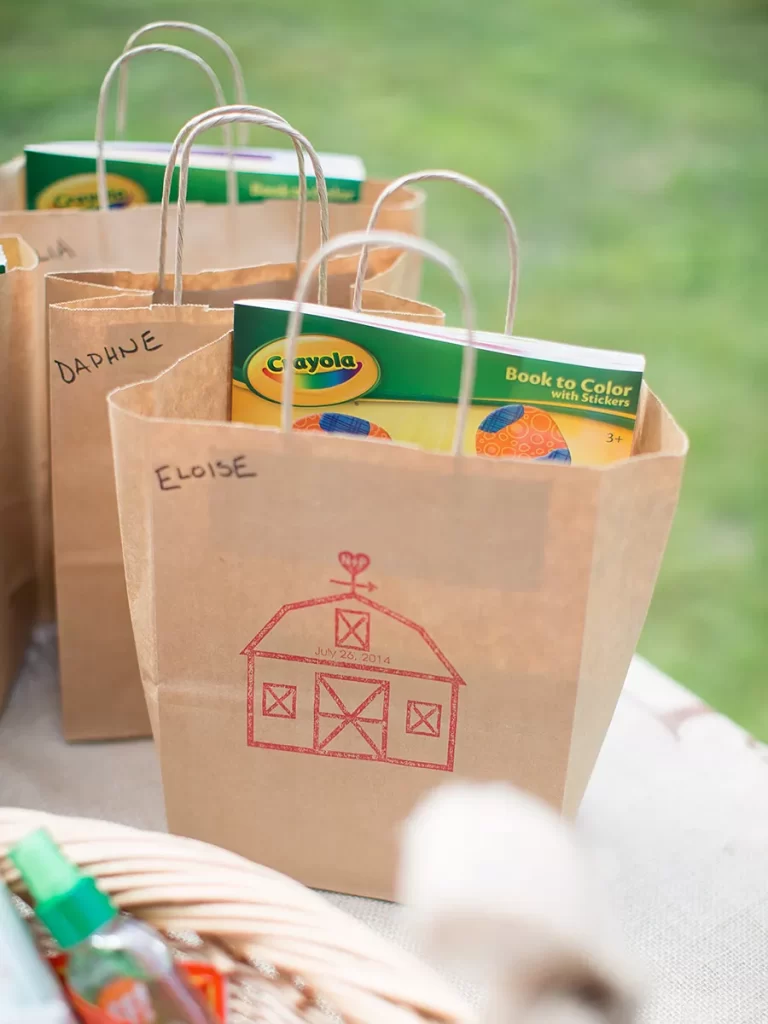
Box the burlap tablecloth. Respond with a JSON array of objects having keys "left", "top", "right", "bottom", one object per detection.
[{"left": 1, "top": 629, "right": 766, "bottom": 1023}]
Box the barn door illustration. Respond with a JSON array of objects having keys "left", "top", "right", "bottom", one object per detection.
[{"left": 314, "top": 673, "right": 390, "bottom": 760}]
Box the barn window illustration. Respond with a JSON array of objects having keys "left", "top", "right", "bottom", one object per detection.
[
  {"left": 335, "top": 608, "right": 370, "bottom": 650},
  {"left": 262, "top": 683, "right": 297, "bottom": 719},
  {"left": 243, "top": 551, "right": 465, "bottom": 772},
  {"left": 406, "top": 700, "right": 442, "bottom": 737}
]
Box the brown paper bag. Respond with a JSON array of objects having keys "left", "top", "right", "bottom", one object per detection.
[
  {"left": 48, "top": 113, "right": 435, "bottom": 742},
  {"left": 2, "top": 78, "right": 425, "bottom": 622},
  {"left": 0, "top": 39, "right": 425, "bottom": 280},
  {"left": 107, "top": 230, "right": 687, "bottom": 898},
  {"left": 0, "top": 237, "right": 40, "bottom": 709},
  {"left": 50, "top": 297, "right": 233, "bottom": 739}
]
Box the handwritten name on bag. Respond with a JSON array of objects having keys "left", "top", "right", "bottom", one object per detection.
[
  {"left": 155, "top": 455, "right": 257, "bottom": 492},
  {"left": 54, "top": 330, "right": 161, "bottom": 384},
  {"left": 38, "top": 237, "right": 77, "bottom": 263}
]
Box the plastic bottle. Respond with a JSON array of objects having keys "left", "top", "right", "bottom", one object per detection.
[
  {"left": 9, "top": 829, "right": 218, "bottom": 1024},
  {"left": 0, "top": 878, "right": 76, "bottom": 1023}
]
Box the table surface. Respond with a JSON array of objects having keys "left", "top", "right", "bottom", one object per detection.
[{"left": 1, "top": 630, "right": 766, "bottom": 1024}]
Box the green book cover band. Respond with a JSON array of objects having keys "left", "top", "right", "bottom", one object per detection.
[
  {"left": 25, "top": 144, "right": 364, "bottom": 209},
  {"left": 234, "top": 304, "right": 642, "bottom": 417}
]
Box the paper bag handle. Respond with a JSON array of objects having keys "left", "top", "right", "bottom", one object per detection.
[
  {"left": 284, "top": 230, "right": 476, "bottom": 457},
  {"left": 351, "top": 170, "right": 519, "bottom": 334},
  {"left": 95, "top": 44, "right": 232, "bottom": 212},
  {"left": 116, "top": 22, "right": 248, "bottom": 145},
  {"left": 171, "top": 109, "right": 330, "bottom": 307},
  {"left": 156, "top": 104, "right": 299, "bottom": 291}
]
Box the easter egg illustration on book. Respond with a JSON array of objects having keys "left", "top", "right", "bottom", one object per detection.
[
  {"left": 475, "top": 404, "right": 571, "bottom": 463},
  {"left": 293, "top": 412, "right": 391, "bottom": 439}
]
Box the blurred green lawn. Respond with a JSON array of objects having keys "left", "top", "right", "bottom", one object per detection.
[{"left": 2, "top": 0, "right": 766, "bottom": 734}]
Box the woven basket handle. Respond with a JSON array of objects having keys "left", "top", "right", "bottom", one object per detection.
[
  {"left": 169, "top": 108, "right": 330, "bottom": 306},
  {"left": 283, "top": 229, "right": 476, "bottom": 457},
  {"left": 352, "top": 169, "right": 519, "bottom": 334},
  {"left": 116, "top": 22, "right": 248, "bottom": 145},
  {"left": 95, "top": 44, "right": 232, "bottom": 212},
  {"left": 156, "top": 104, "right": 296, "bottom": 291}
]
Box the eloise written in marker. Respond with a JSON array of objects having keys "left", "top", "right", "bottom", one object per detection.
[{"left": 154, "top": 455, "right": 257, "bottom": 492}]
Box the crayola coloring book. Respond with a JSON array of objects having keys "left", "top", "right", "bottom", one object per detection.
[
  {"left": 232, "top": 300, "right": 645, "bottom": 466},
  {"left": 24, "top": 142, "right": 364, "bottom": 209}
]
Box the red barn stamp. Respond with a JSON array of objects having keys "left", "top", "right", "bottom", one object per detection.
[{"left": 243, "top": 552, "right": 465, "bottom": 771}]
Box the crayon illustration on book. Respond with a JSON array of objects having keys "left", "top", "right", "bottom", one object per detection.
[
  {"left": 475, "top": 404, "right": 571, "bottom": 462},
  {"left": 292, "top": 412, "right": 391, "bottom": 439},
  {"left": 243, "top": 552, "right": 465, "bottom": 771}
]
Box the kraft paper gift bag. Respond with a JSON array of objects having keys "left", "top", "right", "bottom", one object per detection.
[
  {"left": 0, "top": 237, "right": 40, "bottom": 710},
  {"left": 0, "top": 42, "right": 425, "bottom": 279},
  {"left": 107, "top": 229, "right": 687, "bottom": 898},
  {"left": 1, "top": 27, "right": 425, "bottom": 280},
  {"left": 49, "top": 122, "right": 439, "bottom": 742},
  {"left": 50, "top": 296, "right": 233, "bottom": 739},
  {"left": 3, "top": 50, "right": 425, "bottom": 621}
]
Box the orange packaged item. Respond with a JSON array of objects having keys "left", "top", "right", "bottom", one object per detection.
[{"left": 50, "top": 955, "right": 226, "bottom": 1023}]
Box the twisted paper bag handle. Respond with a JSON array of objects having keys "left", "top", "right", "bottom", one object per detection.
[
  {"left": 94, "top": 44, "right": 234, "bottom": 211},
  {"left": 352, "top": 169, "right": 519, "bottom": 334},
  {"left": 116, "top": 22, "right": 249, "bottom": 145}
]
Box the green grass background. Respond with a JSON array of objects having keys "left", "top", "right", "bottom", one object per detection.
[{"left": 2, "top": 0, "right": 766, "bottom": 734}]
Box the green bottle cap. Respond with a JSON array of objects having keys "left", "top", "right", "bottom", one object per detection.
[{"left": 9, "top": 828, "right": 117, "bottom": 949}]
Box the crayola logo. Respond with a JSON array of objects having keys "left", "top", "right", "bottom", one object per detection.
[
  {"left": 244, "top": 335, "right": 380, "bottom": 406},
  {"left": 35, "top": 173, "right": 148, "bottom": 210}
]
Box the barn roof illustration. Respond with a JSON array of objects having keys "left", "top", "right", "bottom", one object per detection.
[{"left": 241, "top": 551, "right": 466, "bottom": 686}]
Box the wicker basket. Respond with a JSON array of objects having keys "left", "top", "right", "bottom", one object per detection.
[{"left": 0, "top": 808, "right": 470, "bottom": 1024}]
